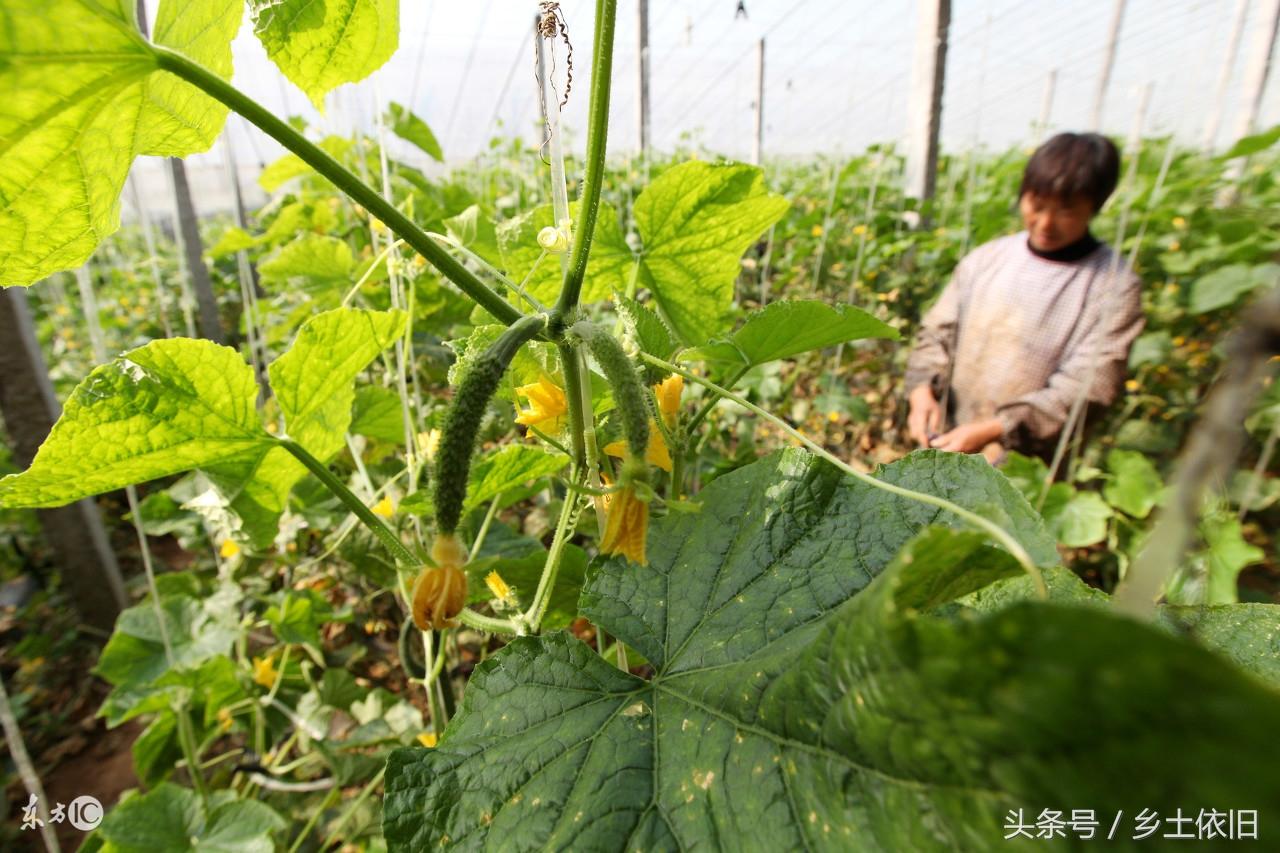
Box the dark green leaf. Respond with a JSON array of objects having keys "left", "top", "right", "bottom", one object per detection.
[
  {"left": 684, "top": 300, "right": 898, "bottom": 367},
  {"left": 387, "top": 102, "right": 443, "bottom": 161}
]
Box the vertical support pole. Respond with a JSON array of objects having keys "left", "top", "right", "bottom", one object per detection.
[
  {"left": 1231, "top": 0, "right": 1280, "bottom": 144},
  {"left": 0, "top": 288, "right": 127, "bottom": 631},
  {"left": 1035, "top": 68, "right": 1057, "bottom": 144},
  {"left": 904, "top": 0, "right": 950, "bottom": 217},
  {"left": 1202, "top": 0, "right": 1251, "bottom": 152},
  {"left": 1221, "top": 0, "right": 1280, "bottom": 201},
  {"left": 752, "top": 38, "right": 765, "bottom": 166},
  {"left": 637, "top": 0, "right": 651, "bottom": 155},
  {"left": 1126, "top": 83, "right": 1154, "bottom": 158},
  {"left": 136, "top": 0, "right": 221, "bottom": 344},
  {"left": 1090, "top": 0, "right": 1127, "bottom": 130},
  {"left": 168, "top": 159, "right": 224, "bottom": 344},
  {"left": 222, "top": 137, "right": 269, "bottom": 399}
]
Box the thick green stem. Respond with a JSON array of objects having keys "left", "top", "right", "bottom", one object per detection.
[
  {"left": 553, "top": 0, "right": 617, "bottom": 317},
  {"left": 557, "top": 343, "right": 589, "bottom": 468},
  {"left": 524, "top": 478, "right": 585, "bottom": 630},
  {"left": 151, "top": 46, "right": 525, "bottom": 327},
  {"left": 279, "top": 439, "right": 419, "bottom": 567},
  {"left": 641, "top": 353, "right": 1047, "bottom": 597},
  {"left": 175, "top": 707, "right": 210, "bottom": 800}
]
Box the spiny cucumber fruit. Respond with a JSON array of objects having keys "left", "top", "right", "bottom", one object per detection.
[
  {"left": 434, "top": 314, "right": 546, "bottom": 534},
  {"left": 570, "top": 320, "right": 650, "bottom": 464}
]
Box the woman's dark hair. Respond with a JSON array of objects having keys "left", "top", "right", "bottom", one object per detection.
[{"left": 1018, "top": 132, "right": 1120, "bottom": 211}]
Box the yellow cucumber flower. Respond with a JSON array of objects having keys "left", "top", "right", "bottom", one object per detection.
[
  {"left": 252, "top": 655, "right": 278, "bottom": 689},
  {"left": 514, "top": 375, "right": 568, "bottom": 432},
  {"left": 600, "top": 482, "right": 649, "bottom": 566},
  {"left": 485, "top": 570, "right": 515, "bottom": 606},
  {"left": 603, "top": 375, "right": 682, "bottom": 472},
  {"left": 603, "top": 423, "right": 671, "bottom": 472},
  {"left": 654, "top": 374, "right": 683, "bottom": 429}
]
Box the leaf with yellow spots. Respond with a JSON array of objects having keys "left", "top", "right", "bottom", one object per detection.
[{"left": 385, "top": 450, "right": 1280, "bottom": 850}]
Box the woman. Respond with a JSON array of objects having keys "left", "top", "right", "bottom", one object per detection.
[{"left": 904, "top": 132, "right": 1146, "bottom": 466}]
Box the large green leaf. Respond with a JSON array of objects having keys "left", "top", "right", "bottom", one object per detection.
[
  {"left": 630, "top": 161, "right": 789, "bottom": 345},
  {"left": 684, "top": 300, "right": 899, "bottom": 367},
  {"left": 0, "top": 308, "right": 404, "bottom": 547},
  {"left": 497, "top": 201, "right": 634, "bottom": 304},
  {"left": 95, "top": 783, "right": 285, "bottom": 852},
  {"left": 250, "top": 0, "right": 398, "bottom": 110},
  {"left": 959, "top": 566, "right": 1280, "bottom": 688},
  {"left": 94, "top": 594, "right": 239, "bottom": 692},
  {"left": 1188, "top": 262, "right": 1280, "bottom": 314},
  {"left": 351, "top": 385, "right": 407, "bottom": 445},
  {"left": 464, "top": 445, "right": 570, "bottom": 514},
  {"left": 1041, "top": 484, "right": 1112, "bottom": 547},
  {"left": 0, "top": 0, "right": 242, "bottom": 285},
  {"left": 1221, "top": 124, "right": 1280, "bottom": 159},
  {"left": 385, "top": 452, "right": 1280, "bottom": 850},
  {"left": 1103, "top": 449, "right": 1162, "bottom": 519},
  {"left": 387, "top": 102, "right": 443, "bottom": 162},
  {"left": 616, "top": 294, "right": 681, "bottom": 383},
  {"left": 0, "top": 339, "right": 268, "bottom": 507},
  {"left": 257, "top": 234, "right": 355, "bottom": 292}
]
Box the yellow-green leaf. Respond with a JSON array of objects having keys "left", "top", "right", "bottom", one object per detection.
[
  {"left": 0, "top": 0, "right": 242, "bottom": 285},
  {"left": 251, "top": 0, "right": 398, "bottom": 110}
]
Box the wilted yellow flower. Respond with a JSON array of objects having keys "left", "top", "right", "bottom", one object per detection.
[
  {"left": 600, "top": 484, "right": 649, "bottom": 565},
  {"left": 514, "top": 376, "right": 568, "bottom": 432},
  {"left": 485, "top": 571, "right": 515, "bottom": 605},
  {"left": 252, "top": 655, "right": 278, "bottom": 689},
  {"left": 417, "top": 429, "right": 442, "bottom": 461},
  {"left": 417, "top": 732, "right": 439, "bottom": 748},
  {"left": 412, "top": 535, "right": 468, "bottom": 630},
  {"left": 219, "top": 539, "right": 241, "bottom": 559},
  {"left": 372, "top": 496, "right": 395, "bottom": 518}
]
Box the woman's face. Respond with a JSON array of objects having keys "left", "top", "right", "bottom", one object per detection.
[{"left": 1019, "top": 192, "right": 1094, "bottom": 252}]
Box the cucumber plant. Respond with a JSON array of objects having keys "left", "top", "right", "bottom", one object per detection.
[{"left": 3, "top": 1, "right": 1280, "bottom": 850}]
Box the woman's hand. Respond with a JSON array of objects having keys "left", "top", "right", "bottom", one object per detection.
[
  {"left": 907, "top": 384, "right": 943, "bottom": 447},
  {"left": 929, "top": 418, "right": 1004, "bottom": 454}
]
